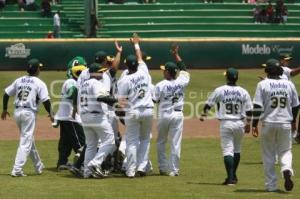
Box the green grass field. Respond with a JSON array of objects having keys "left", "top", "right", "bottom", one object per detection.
[
  {"left": 0, "top": 138, "right": 300, "bottom": 198},
  {"left": 1, "top": 69, "right": 299, "bottom": 116}
]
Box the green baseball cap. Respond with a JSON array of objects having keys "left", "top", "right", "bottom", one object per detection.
[
  {"left": 160, "top": 62, "right": 178, "bottom": 73},
  {"left": 124, "top": 54, "right": 138, "bottom": 68},
  {"left": 224, "top": 67, "right": 238, "bottom": 80},
  {"left": 89, "top": 63, "right": 108, "bottom": 73},
  {"left": 279, "top": 54, "right": 292, "bottom": 61},
  {"left": 95, "top": 51, "right": 108, "bottom": 63}
]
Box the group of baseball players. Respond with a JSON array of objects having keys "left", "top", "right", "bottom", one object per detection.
[
  {"left": 1, "top": 34, "right": 190, "bottom": 181},
  {"left": 200, "top": 55, "right": 300, "bottom": 192},
  {"left": 1, "top": 35, "right": 300, "bottom": 192}
]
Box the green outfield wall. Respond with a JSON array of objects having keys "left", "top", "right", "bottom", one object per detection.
[{"left": 0, "top": 38, "right": 299, "bottom": 70}]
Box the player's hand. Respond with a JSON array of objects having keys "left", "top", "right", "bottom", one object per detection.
[
  {"left": 48, "top": 114, "right": 54, "bottom": 123},
  {"left": 171, "top": 43, "right": 179, "bottom": 55},
  {"left": 252, "top": 126, "right": 259, "bottom": 138},
  {"left": 115, "top": 41, "right": 122, "bottom": 53},
  {"left": 130, "top": 33, "right": 140, "bottom": 44},
  {"left": 1, "top": 111, "right": 10, "bottom": 120},
  {"left": 244, "top": 123, "right": 250, "bottom": 133},
  {"left": 199, "top": 113, "right": 207, "bottom": 122}
]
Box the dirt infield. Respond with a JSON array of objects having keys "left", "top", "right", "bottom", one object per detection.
[{"left": 0, "top": 117, "right": 220, "bottom": 140}]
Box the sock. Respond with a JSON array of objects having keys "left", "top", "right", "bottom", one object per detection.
[
  {"left": 224, "top": 155, "right": 234, "bottom": 180},
  {"left": 233, "top": 153, "right": 240, "bottom": 179}
]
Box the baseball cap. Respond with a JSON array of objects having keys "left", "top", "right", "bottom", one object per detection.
[
  {"left": 71, "top": 65, "right": 87, "bottom": 78},
  {"left": 27, "top": 58, "right": 43, "bottom": 75},
  {"left": 95, "top": 51, "right": 108, "bottom": 63},
  {"left": 264, "top": 58, "right": 280, "bottom": 68},
  {"left": 89, "top": 63, "right": 108, "bottom": 73},
  {"left": 279, "top": 54, "right": 292, "bottom": 61},
  {"left": 107, "top": 55, "right": 115, "bottom": 62},
  {"left": 124, "top": 54, "right": 138, "bottom": 68},
  {"left": 224, "top": 67, "right": 238, "bottom": 80},
  {"left": 160, "top": 62, "right": 178, "bottom": 73}
]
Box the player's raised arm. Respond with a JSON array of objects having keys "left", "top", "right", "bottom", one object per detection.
[
  {"left": 171, "top": 43, "right": 186, "bottom": 71},
  {"left": 111, "top": 40, "right": 123, "bottom": 72},
  {"left": 130, "top": 33, "right": 143, "bottom": 63},
  {"left": 290, "top": 67, "right": 300, "bottom": 77}
]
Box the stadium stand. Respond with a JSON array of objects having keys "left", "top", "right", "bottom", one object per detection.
[{"left": 0, "top": 0, "right": 299, "bottom": 38}]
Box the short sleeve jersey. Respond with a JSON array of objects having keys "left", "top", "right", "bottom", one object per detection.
[
  {"left": 253, "top": 78, "right": 299, "bottom": 123},
  {"left": 206, "top": 85, "right": 252, "bottom": 120},
  {"left": 5, "top": 75, "right": 50, "bottom": 112}
]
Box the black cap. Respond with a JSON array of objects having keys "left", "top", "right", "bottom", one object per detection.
[
  {"left": 95, "top": 51, "right": 108, "bottom": 63},
  {"left": 160, "top": 62, "right": 178, "bottom": 73},
  {"left": 124, "top": 55, "right": 138, "bottom": 69},
  {"left": 27, "top": 58, "right": 43, "bottom": 74}
]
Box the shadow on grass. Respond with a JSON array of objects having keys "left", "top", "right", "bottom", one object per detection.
[
  {"left": 241, "top": 161, "right": 263, "bottom": 165},
  {"left": 187, "top": 182, "right": 223, "bottom": 186},
  {"left": 45, "top": 167, "right": 59, "bottom": 172},
  {"left": 235, "top": 189, "right": 287, "bottom": 194}
]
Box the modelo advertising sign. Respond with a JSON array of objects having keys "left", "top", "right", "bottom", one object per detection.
[{"left": 0, "top": 39, "right": 298, "bottom": 70}]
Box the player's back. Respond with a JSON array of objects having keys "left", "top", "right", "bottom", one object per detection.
[
  {"left": 207, "top": 85, "right": 252, "bottom": 120},
  {"left": 6, "top": 75, "right": 49, "bottom": 112},
  {"left": 118, "top": 68, "right": 153, "bottom": 109},
  {"left": 254, "top": 78, "right": 299, "bottom": 123},
  {"left": 155, "top": 71, "right": 190, "bottom": 113}
]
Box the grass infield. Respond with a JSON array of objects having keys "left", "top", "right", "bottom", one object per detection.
[{"left": 0, "top": 138, "right": 299, "bottom": 198}]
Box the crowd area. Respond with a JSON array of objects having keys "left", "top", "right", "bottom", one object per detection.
[{"left": 253, "top": 0, "right": 289, "bottom": 24}]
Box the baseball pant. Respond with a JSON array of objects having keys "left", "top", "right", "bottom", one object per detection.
[
  {"left": 57, "top": 121, "right": 85, "bottom": 167},
  {"left": 124, "top": 108, "right": 153, "bottom": 176},
  {"left": 12, "top": 109, "right": 42, "bottom": 174},
  {"left": 220, "top": 120, "right": 245, "bottom": 157},
  {"left": 261, "top": 122, "right": 293, "bottom": 191},
  {"left": 81, "top": 113, "right": 115, "bottom": 177},
  {"left": 157, "top": 111, "right": 183, "bottom": 174}
]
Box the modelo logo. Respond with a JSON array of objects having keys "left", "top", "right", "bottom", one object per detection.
[{"left": 242, "top": 44, "right": 271, "bottom": 55}]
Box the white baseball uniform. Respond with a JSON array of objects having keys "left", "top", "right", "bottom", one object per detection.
[
  {"left": 280, "top": 66, "right": 292, "bottom": 80},
  {"left": 206, "top": 85, "right": 252, "bottom": 157},
  {"left": 117, "top": 61, "right": 154, "bottom": 177},
  {"left": 78, "top": 78, "right": 115, "bottom": 178},
  {"left": 154, "top": 70, "right": 190, "bottom": 175},
  {"left": 253, "top": 78, "right": 299, "bottom": 191},
  {"left": 5, "top": 75, "right": 50, "bottom": 175}
]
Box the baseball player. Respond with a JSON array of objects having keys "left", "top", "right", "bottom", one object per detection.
[
  {"left": 78, "top": 63, "right": 115, "bottom": 178},
  {"left": 54, "top": 65, "right": 87, "bottom": 171},
  {"left": 1, "top": 58, "right": 53, "bottom": 177},
  {"left": 117, "top": 34, "right": 154, "bottom": 178},
  {"left": 252, "top": 59, "right": 299, "bottom": 192},
  {"left": 200, "top": 67, "right": 252, "bottom": 185},
  {"left": 154, "top": 44, "right": 190, "bottom": 176}
]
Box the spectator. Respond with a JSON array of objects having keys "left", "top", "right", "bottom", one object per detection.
[
  {"left": 260, "top": 5, "right": 267, "bottom": 23},
  {"left": 253, "top": 5, "right": 262, "bottom": 24},
  {"left": 275, "top": 0, "right": 284, "bottom": 23},
  {"left": 25, "top": 0, "right": 38, "bottom": 11},
  {"left": 89, "top": 10, "right": 99, "bottom": 38},
  {"left": 0, "top": 0, "right": 5, "bottom": 11},
  {"left": 266, "top": 1, "right": 274, "bottom": 23},
  {"left": 53, "top": 10, "right": 61, "bottom": 38},
  {"left": 282, "top": 5, "right": 288, "bottom": 23},
  {"left": 46, "top": 31, "right": 54, "bottom": 38},
  {"left": 41, "top": 0, "right": 51, "bottom": 17},
  {"left": 247, "top": 0, "right": 256, "bottom": 4},
  {"left": 18, "top": 0, "right": 25, "bottom": 11}
]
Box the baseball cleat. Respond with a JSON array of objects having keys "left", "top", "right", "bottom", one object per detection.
[
  {"left": 136, "top": 170, "right": 146, "bottom": 177},
  {"left": 11, "top": 172, "right": 27, "bottom": 177},
  {"left": 283, "top": 170, "right": 294, "bottom": 191},
  {"left": 69, "top": 166, "right": 83, "bottom": 178},
  {"left": 88, "top": 165, "right": 105, "bottom": 178},
  {"left": 57, "top": 163, "right": 72, "bottom": 171},
  {"left": 222, "top": 178, "right": 236, "bottom": 186},
  {"left": 35, "top": 163, "right": 45, "bottom": 175},
  {"left": 169, "top": 171, "right": 179, "bottom": 177}
]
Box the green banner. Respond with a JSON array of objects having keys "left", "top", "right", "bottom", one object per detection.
[{"left": 0, "top": 39, "right": 298, "bottom": 70}]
